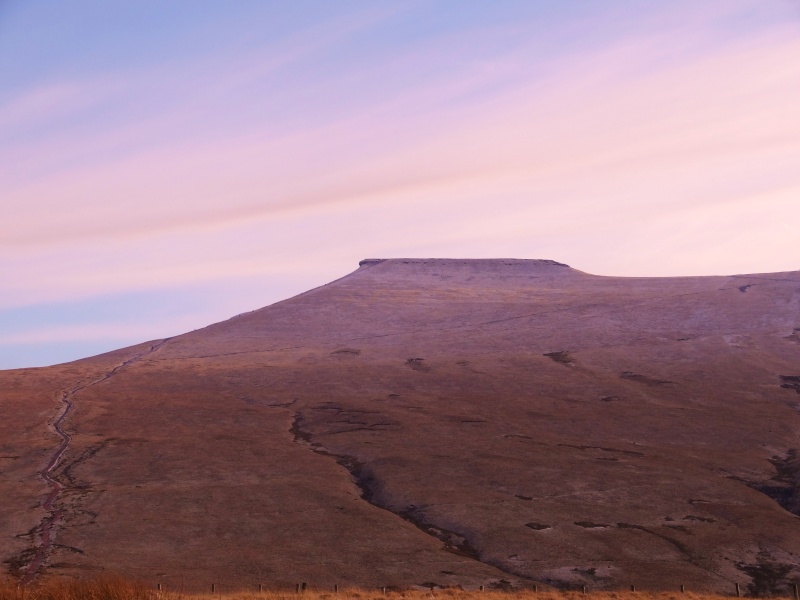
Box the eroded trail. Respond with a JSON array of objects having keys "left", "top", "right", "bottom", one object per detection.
[{"left": 20, "top": 339, "right": 169, "bottom": 583}]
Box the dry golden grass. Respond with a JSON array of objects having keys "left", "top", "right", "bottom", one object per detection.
[
  {"left": 0, "top": 579, "right": 792, "bottom": 600},
  {"left": 0, "top": 577, "right": 151, "bottom": 600}
]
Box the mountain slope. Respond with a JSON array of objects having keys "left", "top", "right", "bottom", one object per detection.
[{"left": 2, "top": 259, "right": 799, "bottom": 592}]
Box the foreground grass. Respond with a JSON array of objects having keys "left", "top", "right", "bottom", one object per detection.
[
  {"left": 0, "top": 578, "right": 151, "bottom": 600},
  {"left": 0, "top": 579, "right": 794, "bottom": 600}
]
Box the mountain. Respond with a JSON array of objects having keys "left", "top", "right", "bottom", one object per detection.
[{"left": 2, "top": 259, "right": 799, "bottom": 593}]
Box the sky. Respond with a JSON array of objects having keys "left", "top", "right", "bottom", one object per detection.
[{"left": 1, "top": 0, "right": 799, "bottom": 370}]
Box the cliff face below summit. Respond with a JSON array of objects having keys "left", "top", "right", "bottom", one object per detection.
[{"left": 2, "top": 259, "right": 800, "bottom": 593}]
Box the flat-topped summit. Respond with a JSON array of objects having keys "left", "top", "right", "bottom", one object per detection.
[
  {"left": 358, "top": 258, "right": 570, "bottom": 268},
  {"left": 352, "top": 258, "right": 577, "bottom": 286}
]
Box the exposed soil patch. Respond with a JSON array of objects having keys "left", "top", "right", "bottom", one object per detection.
[
  {"left": 736, "top": 551, "right": 797, "bottom": 597},
  {"left": 544, "top": 351, "right": 574, "bottom": 366},
  {"left": 289, "top": 413, "right": 373, "bottom": 498},
  {"left": 575, "top": 521, "right": 610, "bottom": 529},
  {"left": 305, "top": 406, "right": 398, "bottom": 435},
  {"left": 752, "top": 449, "right": 800, "bottom": 516},
  {"left": 489, "top": 579, "right": 517, "bottom": 591},
  {"left": 3, "top": 546, "right": 36, "bottom": 578},
  {"left": 619, "top": 372, "right": 674, "bottom": 386},
  {"left": 780, "top": 375, "right": 800, "bottom": 394},
  {"left": 59, "top": 439, "right": 114, "bottom": 489},
  {"left": 405, "top": 358, "right": 431, "bottom": 372},
  {"left": 52, "top": 543, "right": 84, "bottom": 555},
  {"left": 559, "top": 444, "right": 644, "bottom": 457},
  {"left": 683, "top": 515, "right": 715, "bottom": 523},
  {"left": 572, "top": 566, "right": 612, "bottom": 584},
  {"left": 240, "top": 396, "right": 297, "bottom": 408},
  {"left": 396, "top": 507, "right": 480, "bottom": 559},
  {"left": 615, "top": 523, "right": 692, "bottom": 559},
  {"left": 738, "top": 285, "right": 754, "bottom": 293}
]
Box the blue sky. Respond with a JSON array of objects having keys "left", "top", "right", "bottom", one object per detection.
[{"left": 2, "top": 0, "right": 799, "bottom": 369}]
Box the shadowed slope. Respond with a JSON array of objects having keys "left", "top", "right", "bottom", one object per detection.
[{"left": 2, "top": 259, "right": 799, "bottom": 593}]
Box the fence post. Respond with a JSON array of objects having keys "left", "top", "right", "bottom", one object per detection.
[
  {"left": 296, "top": 584, "right": 300, "bottom": 593},
  {"left": 259, "top": 584, "right": 263, "bottom": 593},
  {"left": 479, "top": 586, "right": 484, "bottom": 592},
  {"left": 630, "top": 585, "right": 636, "bottom": 592},
  {"left": 533, "top": 585, "right": 538, "bottom": 593},
  {"left": 211, "top": 584, "right": 216, "bottom": 594},
  {"left": 157, "top": 584, "right": 162, "bottom": 591},
  {"left": 334, "top": 585, "right": 339, "bottom": 594},
  {"left": 680, "top": 585, "right": 685, "bottom": 593},
  {"left": 735, "top": 583, "right": 741, "bottom": 598},
  {"left": 582, "top": 586, "right": 586, "bottom": 594},
  {"left": 792, "top": 583, "right": 799, "bottom": 600}
]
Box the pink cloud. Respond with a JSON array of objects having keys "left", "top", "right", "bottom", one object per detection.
[{"left": 1, "top": 0, "right": 798, "bottom": 312}]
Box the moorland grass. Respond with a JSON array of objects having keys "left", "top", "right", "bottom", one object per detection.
[{"left": 0, "top": 579, "right": 793, "bottom": 600}]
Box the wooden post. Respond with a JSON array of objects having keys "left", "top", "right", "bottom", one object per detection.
[
  {"left": 582, "top": 585, "right": 587, "bottom": 594},
  {"left": 479, "top": 586, "right": 484, "bottom": 592},
  {"left": 793, "top": 583, "right": 799, "bottom": 600},
  {"left": 157, "top": 584, "right": 162, "bottom": 591},
  {"left": 533, "top": 585, "right": 538, "bottom": 593},
  {"left": 334, "top": 585, "right": 339, "bottom": 594},
  {"left": 296, "top": 584, "right": 300, "bottom": 593},
  {"left": 211, "top": 584, "right": 216, "bottom": 594},
  {"left": 680, "top": 585, "right": 685, "bottom": 593},
  {"left": 381, "top": 587, "right": 387, "bottom": 595},
  {"left": 302, "top": 583, "right": 307, "bottom": 592},
  {"left": 258, "top": 584, "right": 263, "bottom": 593},
  {"left": 735, "top": 583, "right": 741, "bottom": 598},
  {"left": 630, "top": 585, "right": 636, "bottom": 592}
]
